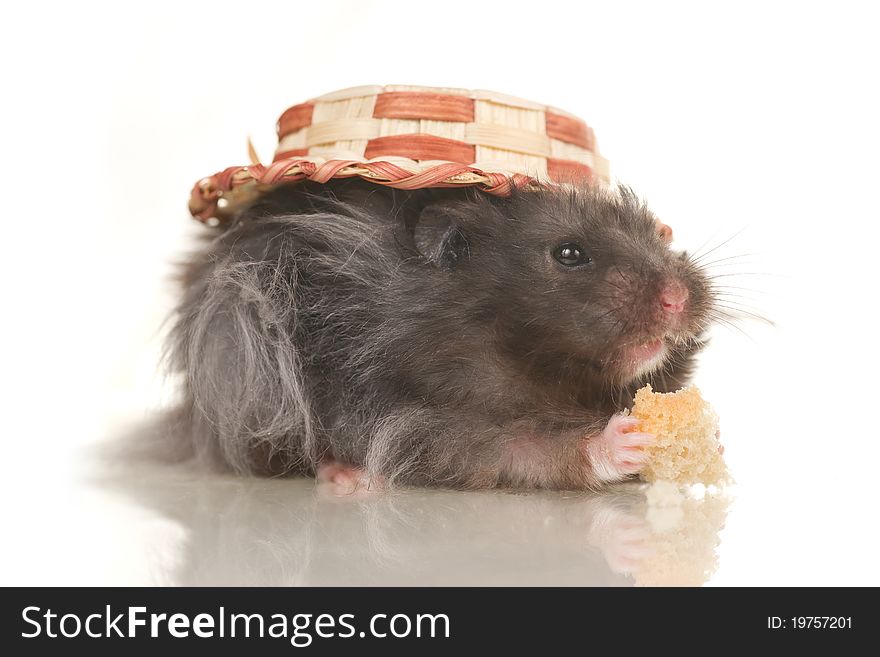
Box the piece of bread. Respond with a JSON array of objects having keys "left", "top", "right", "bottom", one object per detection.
[{"left": 630, "top": 384, "right": 729, "bottom": 486}]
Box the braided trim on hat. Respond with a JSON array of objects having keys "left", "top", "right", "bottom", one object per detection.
[{"left": 188, "top": 157, "right": 546, "bottom": 225}]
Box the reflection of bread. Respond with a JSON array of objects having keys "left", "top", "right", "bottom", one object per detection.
[
  {"left": 636, "top": 491, "right": 730, "bottom": 587},
  {"left": 631, "top": 385, "right": 729, "bottom": 486}
]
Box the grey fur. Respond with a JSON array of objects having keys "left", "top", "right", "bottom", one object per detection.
[{"left": 165, "top": 180, "right": 714, "bottom": 489}]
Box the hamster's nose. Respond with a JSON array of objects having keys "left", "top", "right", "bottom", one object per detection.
[{"left": 660, "top": 281, "right": 689, "bottom": 314}]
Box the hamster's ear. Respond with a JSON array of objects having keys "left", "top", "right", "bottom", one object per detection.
[{"left": 413, "top": 203, "right": 470, "bottom": 269}]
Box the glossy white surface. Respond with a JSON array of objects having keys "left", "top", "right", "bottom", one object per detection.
[
  {"left": 14, "top": 456, "right": 732, "bottom": 586},
  {"left": 2, "top": 1, "right": 879, "bottom": 586}
]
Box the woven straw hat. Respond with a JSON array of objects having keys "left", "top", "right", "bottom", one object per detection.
[{"left": 189, "top": 85, "right": 610, "bottom": 225}]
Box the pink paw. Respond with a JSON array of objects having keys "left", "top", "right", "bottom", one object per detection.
[
  {"left": 316, "top": 460, "right": 382, "bottom": 496},
  {"left": 585, "top": 415, "right": 656, "bottom": 483}
]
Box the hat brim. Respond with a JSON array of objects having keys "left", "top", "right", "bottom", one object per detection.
[{"left": 189, "top": 154, "right": 607, "bottom": 225}]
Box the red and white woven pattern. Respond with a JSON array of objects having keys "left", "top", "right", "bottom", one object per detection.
[{"left": 190, "top": 85, "right": 610, "bottom": 224}]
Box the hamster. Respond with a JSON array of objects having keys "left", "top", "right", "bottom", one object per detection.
[{"left": 167, "top": 178, "right": 715, "bottom": 490}]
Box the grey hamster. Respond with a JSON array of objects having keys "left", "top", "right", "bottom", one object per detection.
[{"left": 167, "top": 179, "right": 714, "bottom": 489}]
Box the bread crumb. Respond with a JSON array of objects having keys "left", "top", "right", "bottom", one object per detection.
[{"left": 630, "top": 384, "right": 730, "bottom": 486}]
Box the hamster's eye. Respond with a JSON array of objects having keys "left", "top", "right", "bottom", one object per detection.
[{"left": 553, "top": 243, "right": 592, "bottom": 267}]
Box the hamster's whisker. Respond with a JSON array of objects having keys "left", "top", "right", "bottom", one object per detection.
[
  {"left": 711, "top": 290, "right": 766, "bottom": 303},
  {"left": 701, "top": 260, "right": 763, "bottom": 270},
  {"left": 688, "top": 227, "right": 748, "bottom": 264},
  {"left": 694, "top": 252, "right": 756, "bottom": 268},
  {"left": 708, "top": 283, "right": 769, "bottom": 294},
  {"left": 704, "top": 311, "right": 761, "bottom": 342},
  {"left": 711, "top": 297, "right": 769, "bottom": 311},
  {"left": 705, "top": 271, "right": 780, "bottom": 279},
  {"left": 711, "top": 305, "right": 775, "bottom": 326}
]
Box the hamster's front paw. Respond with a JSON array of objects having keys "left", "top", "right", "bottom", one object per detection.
[{"left": 584, "top": 415, "right": 656, "bottom": 483}]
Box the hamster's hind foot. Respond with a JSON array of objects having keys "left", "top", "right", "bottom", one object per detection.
[{"left": 316, "top": 460, "right": 384, "bottom": 496}]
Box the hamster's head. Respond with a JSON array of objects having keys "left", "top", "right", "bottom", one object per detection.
[{"left": 408, "top": 185, "right": 714, "bottom": 385}]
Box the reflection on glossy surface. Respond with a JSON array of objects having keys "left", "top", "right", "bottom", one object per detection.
[
  {"left": 638, "top": 489, "right": 729, "bottom": 586},
  {"left": 94, "top": 462, "right": 730, "bottom": 586}
]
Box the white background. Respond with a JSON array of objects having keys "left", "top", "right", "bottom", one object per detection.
[{"left": 1, "top": 0, "right": 878, "bottom": 585}]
